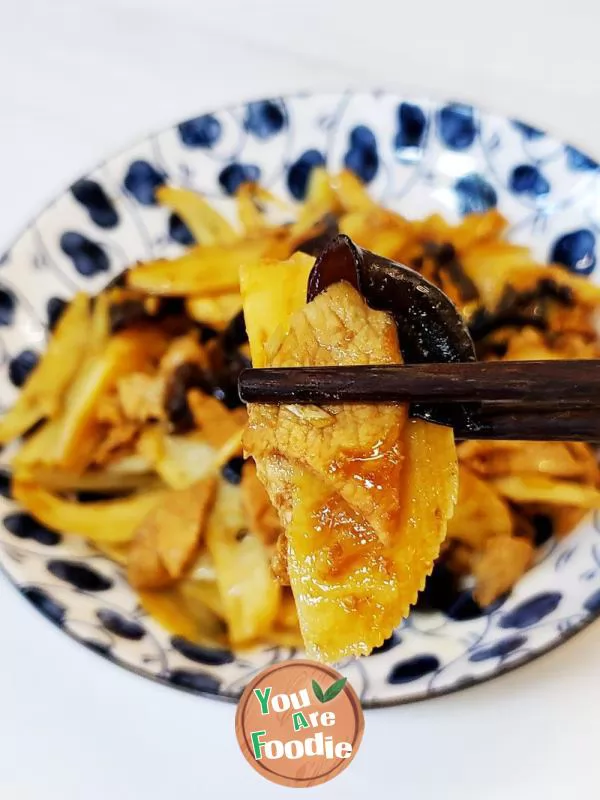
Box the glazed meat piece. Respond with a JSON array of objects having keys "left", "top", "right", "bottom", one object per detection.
[
  {"left": 242, "top": 260, "right": 458, "bottom": 661},
  {"left": 245, "top": 281, "right": 407, "bottom": 545},
  {"left": 473, "top": 536, "right": 534, "bottom": 607}
]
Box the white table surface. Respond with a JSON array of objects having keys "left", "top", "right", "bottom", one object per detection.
[{"left": 1, "top": 1, "right": 599, "bottom": 797}]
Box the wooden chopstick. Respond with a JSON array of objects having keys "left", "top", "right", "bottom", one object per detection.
[
  {"left": 238, "top": 360, "right": 600, "bottom": 405},
  {"left": 453, "top": 405, "right": 600, "bottom": 442},
  {"left": 238, "top": 360, "right": 600, "bottom": 441}
]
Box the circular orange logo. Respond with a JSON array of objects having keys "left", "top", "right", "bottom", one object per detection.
[{"left": 235, "top": 660, "right": 364, "bottom": 787}]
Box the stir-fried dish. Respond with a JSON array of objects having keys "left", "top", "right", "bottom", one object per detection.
[
  {"left": 3, "top": 168, "right": 600, "bottom": 659},
  {"left": 242, "top": 266, "right": 457, "bottom": 660}
]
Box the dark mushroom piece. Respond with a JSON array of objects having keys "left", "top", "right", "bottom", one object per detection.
[
  {"left": 164, "top": 363, "right": 214, "bottom": 434},
  {"left": 294, "top": 213, "right": 340, "bottom": 257},
  {"left": 306, "top": 234, "right": 476, "bottom": 426},
  {"left": 206, "top": 311, "right": 251, "bottom": 410}
]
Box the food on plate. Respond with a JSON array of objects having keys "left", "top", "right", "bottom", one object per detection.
[
  {"left": 3, "top": 170, "right": 600, "bottom": 659},
  {"left": 127, "top": 477, "right": 217, "bottom": 590},
  {"left": 206, "top": 482, "right": 281, "bottom": 644},
  {"left": 0, "top": 293, "right": 91, "bottom": 444},
  {"left": 242, "top": 262, "right": 457, "bottom": 659}
]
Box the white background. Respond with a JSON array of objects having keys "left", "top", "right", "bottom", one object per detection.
[{"left": 1, "top": 1, "right": 599, "bottom": 797}]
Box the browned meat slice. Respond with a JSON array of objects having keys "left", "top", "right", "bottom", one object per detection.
[
  {"left": 243, "top": 273, "right": 457, "bottom": 660},
  {"left": 245, "top": 282, "right": 407, "bottom": 546}
]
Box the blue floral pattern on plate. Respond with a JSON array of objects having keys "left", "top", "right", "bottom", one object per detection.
[{"left": 1, "top": 90, "right": 600, "bottom": 706}]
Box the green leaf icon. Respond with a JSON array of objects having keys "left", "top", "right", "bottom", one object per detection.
[
  {"left": 323, "top": 677, "right": 347, "bottom": 702},
  {"left": 312, "top": 677, "right": 347, "bottom": 703},
  {"left": 312, "top": 679, "right": 325, "bottom": 703}
]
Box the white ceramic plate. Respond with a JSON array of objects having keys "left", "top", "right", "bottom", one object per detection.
[{"left": 2, "top": 91, "right": 600, "bottom": 706}]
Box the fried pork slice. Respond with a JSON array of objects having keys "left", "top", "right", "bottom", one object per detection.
[
  {"left": 473, "top": 536, "right": 534, "bottom": 607},
  {"left": 245, "top": 282, "right": 407, "bottom": 545},
  {"left": 242, "top": 272, "right": 458, "bottom": 661}
]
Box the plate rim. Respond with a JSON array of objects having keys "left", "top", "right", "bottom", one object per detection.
[
  {"left": 7, "top": 554, "right": 599, "bottom": 709},
  {"left": 2, "top": 87, "right": 600, "bottom": 707}
]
